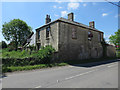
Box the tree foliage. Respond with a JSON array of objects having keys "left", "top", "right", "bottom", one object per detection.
[
  {"left": 2, "top": 19, "right": 32, "bottom": 50},
  {"left": 0, "top": 41, "right": 7, "bottom": 49},
  {"left": 109, "top": 29, "right": 120, "bottom": 47}
]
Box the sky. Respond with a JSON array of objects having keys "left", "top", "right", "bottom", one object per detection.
[{"left": 1, "top": 1, "right": 119, "bottom": 43}]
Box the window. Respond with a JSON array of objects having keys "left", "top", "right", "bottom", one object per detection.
[
  {"left": 98, "top": 33, "right": 101, "bottom": 42},
  {"left": 46, "top": 26, "right": 50, "bottom": 39},
  {"left": 88, "top": 31, "right": 93, "bottom": 41},
  {"left": 98, "top": 33, "right": 103, "bottom": 42},
  {"left": 38, "top": 31, "right": 40, "bottom": 39},
  {"left": 72, "top": 28, "right": 77, "bottom": 39},
  {"left": 101, "top": 33, "right": 103, "bottom": 41},
  {"left": 98, "top": 33, "right": 100, "bottom": 42}
]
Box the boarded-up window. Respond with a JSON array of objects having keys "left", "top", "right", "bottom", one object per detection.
[
  {"left": 88, "top": 31, "right": 93, "bottom": 41},
  {"left": 72, "top": 28, "right": 77, "bottom": 39}
]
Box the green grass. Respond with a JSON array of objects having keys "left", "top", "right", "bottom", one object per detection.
[
  {"left": 7, "top": 64, "right": 47, "bottom": 72},
  {"left": 3, "top": 63, "right": 68, "bottom": 72},
  {"left": 2, "top": 48, "right": 32, "bottom": 59}
]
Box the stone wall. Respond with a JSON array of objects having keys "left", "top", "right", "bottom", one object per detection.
[
  {"left": 36, "top": 20, "right": 104, "bottom": 61},
  {"left": 106, "top": 45, "right": 116, "bottom": 57},
  {"left": 36, "top": 22, "right": 59, "bottom": 51},
  {"left": 58, "top": 21, "right": 103, "bottom": 61}
]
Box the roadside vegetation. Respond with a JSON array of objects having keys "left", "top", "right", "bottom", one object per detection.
[
  {"left": 109, "top": 29, "right": 120, "bottom": 58},
  {"left": 2, "top": 45, "right": 58, "bottom": 73},
  {"left": 116, "top": 49, "right": 120, "bottom": 58}
]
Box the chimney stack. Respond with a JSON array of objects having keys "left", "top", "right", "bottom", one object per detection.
[
  {"left": 89, "top": 21, "right": 95, "bottom": 28},
  {"left": 68, "top": 12, "right": 74, "bottom": 21},
  {"left": 45, "top": 14, "right": 51, "bottom": 24},
  {"left": 48, "top": 15, "right": 51, "bottom": 22}
]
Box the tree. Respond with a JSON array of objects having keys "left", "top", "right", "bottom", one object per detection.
[
  {"left": 2, "top": 19, "right": 32, "bottom": 50},
  {"left": 109, "top": 29, "right": 120, "bottom": 49},
  {"left": 0, "top": 41, "right": 7, "bottom": 49}
]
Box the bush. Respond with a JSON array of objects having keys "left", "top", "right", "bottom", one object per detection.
[
  {"left": 0, "top": 41, "right": 7, "bottom": 49},
  {"left": 2, "top": 45, "right": 55, "bottom": 67},
  {"left": 2, "top": 64, "right": 12, "bottom": 73},
  {"left": 2, "top": 48, "right": 30, "bottom": 58},
  {"left": 32, "top": 45, "right": 55, "bottom": 64}
]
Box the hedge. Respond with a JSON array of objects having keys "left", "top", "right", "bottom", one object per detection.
[{"left": 2, "top": 45, "right": 55, "bottom": 67}]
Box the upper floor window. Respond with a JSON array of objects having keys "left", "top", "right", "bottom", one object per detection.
[
  {"left": 98, "top": 32, "right": 101, "bottom": 42},
  {"left": 101, "top": 33, "right": 103, "bottom": 42},
  {"left": 72, "top": 28, "right": 77, "bottom": 39},
  {"left": 38, "top": 31, "right": 40, "bottom": 39},
  {"left": 88, "top": 31, "right": 93, "bottom": 41},
  {"left": 46, "top": 26, "right": 50, "bottom": 39}
]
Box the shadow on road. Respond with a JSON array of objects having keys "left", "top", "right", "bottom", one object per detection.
[
  {"left": 1, "top": 73, "right": 7, "bottom": 78},
  {"left": 66, "top": 59, "right": 119, "bottom": 68}
]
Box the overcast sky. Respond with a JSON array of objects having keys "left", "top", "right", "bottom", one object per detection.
[{"left": 1, "top": 1, "right": 119, "bottom": 43}]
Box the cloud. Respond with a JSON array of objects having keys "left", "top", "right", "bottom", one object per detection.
[
  {"left": 53, "top": 5, "right": 57, "bottom": 8},
  {"left": 102, "top": 13, "right": 108, "bottom": 17},
  {"left": 83, "top": 3, "right": 87, "bottom": 7},
  {"left": 69, "top": 0, "right": 83, "bottom": 2},
  {"left": 53, "top": 5, "right": 62, "bottom": 9},
  {"left": 68, "top": 2, "right": 79, "bottom": 10},
  {"left": 55, "top": 0, "right": 62, "bottom": 3},
  {"left": 58, "top": 6, "right": 62, "bottom": 9},
  {"left": 105, "top": 34, "right": 111, "bottom": 39},
  {"left": 104, "top": 34, "right": 111, "bottom": 43},
  {"left": 61, "top": 11, "right": 68, "bottom": 17},
  {"left": 54, "top": 14, "right": 59, "bottom": 17}
]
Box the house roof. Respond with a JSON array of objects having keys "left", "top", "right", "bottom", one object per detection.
[{"left": 36, "top": 17, "right": 103, "bottom": 33}]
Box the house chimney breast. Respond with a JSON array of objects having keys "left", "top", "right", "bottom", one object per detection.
[
  {"left": 68, "top": 13, "right": 74, "bottom": 21},
  {"left": 89, "top": 21, "right": 95, "bottom": 28}
]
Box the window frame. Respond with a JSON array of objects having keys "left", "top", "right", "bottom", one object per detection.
[
  {"left": 72, "top": 28, "right": 77, "bottom": 39},
  {"left": 88, "top": 31, "right": 93, "bottom": 41},
  {"left": 38, "top": 30, "right": 40, "bottom": 40},
  {"left": 46, "top": 26, "right": 50, "bottom": 39}
]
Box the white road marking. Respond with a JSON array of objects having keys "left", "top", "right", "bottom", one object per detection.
[
  {"left": 35, "top": 85, "right": 41, "bottom": 88},
  {"left": 65, "top": 69, "right": 97, "bottom": 80}
]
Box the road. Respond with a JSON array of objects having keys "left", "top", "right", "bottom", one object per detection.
[{"left": 2, "top": 59, "right": 119, "bottom": 88}]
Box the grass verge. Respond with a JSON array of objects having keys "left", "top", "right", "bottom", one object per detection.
[
  {"left": 3, "top": 57, "right": 118, "bottom": 73},
  {"left": 3, "top": 63, "right": 68, "bottom": 73}
]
